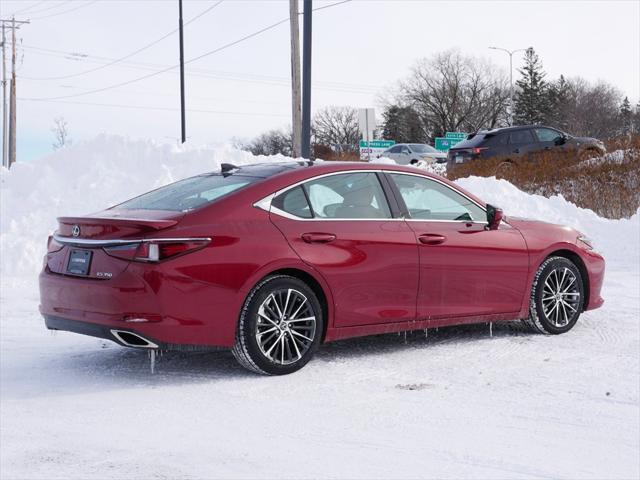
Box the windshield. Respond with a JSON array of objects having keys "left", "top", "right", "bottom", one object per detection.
[
  {"left": 117, "top": 174, "right": 260, "bottom": 212},
  {"left": 409, "top": 144, "right": 438, "bottom": 154}
]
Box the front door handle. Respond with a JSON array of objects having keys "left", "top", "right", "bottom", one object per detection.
[
  {"left": 418, "top": 234, "right": 446, "bottom": 245},
  {"left": 301, "top": 232, "right": 336, "bottom": 244}
]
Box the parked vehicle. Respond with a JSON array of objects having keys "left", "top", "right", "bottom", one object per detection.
[
  {"left": 446, "top": 125, "right": 606, "bottom": 171},
  {"left": 40, "top": 161, "right": 605, "bottom": 375},
  {"left": 379, "top": 143, "right": 447, "bottom": 165}
]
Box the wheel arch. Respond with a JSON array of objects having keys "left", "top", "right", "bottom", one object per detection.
[{"left": 543, "top": 249, "right": 590, "bottom": 310}]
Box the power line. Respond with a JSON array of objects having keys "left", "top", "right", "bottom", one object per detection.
[
  {"left": 24, "top": 0, "right": 224, "bottom": 80},
  {"left": 11, "top": 1, "right": 73, "bottom": 17},
  {"left": 20, "top": 44, "right": 381, "bottom": 94},
  {"left": 9, "top": 0, "right": 48, "bottom": 16},
  {"left": 28, "top": 1, "right": 98, "bottom": 20},
  {"left": 23, "top": 0, "right": 353, "bottom": 101},
  {"left": 18, "top": 97, "right": 289, "bottom": 118}
]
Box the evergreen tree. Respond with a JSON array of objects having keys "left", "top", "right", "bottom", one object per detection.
[
  {"left": 619, "top": 96, "right": 632, "bottom": 134},
  {"left": 514, "top": 48, "right": 550, "bottom": 125},
  {"left": 546, "top": 74, "right": 572, "bottom": 130},
  {"left": 381, "top": 105, "right": 424, "bottom": 143}
]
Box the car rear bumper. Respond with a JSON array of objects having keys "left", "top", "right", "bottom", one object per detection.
[{"left": 39, "top": 266, "right": 239, "bottom": 348}]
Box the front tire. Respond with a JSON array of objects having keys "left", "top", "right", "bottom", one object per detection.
[
  {"left": 524, "top": 256, "right": 585, "bottom": 334},
  {"left": 232, "top": 275, "right": 324, "bottom": 375}
]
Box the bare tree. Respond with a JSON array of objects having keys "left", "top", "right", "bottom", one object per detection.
[
  {"left": 51, "top": 117, "right": 71, "bottom": 150},
  {"left": 312, "top": 106, "right": 360, "bottom": 152},
  {"left": 238, "top": 128, "right": 293, "bottom": 157},
  {"left": 397, "top": 50, "right": 510, "bottom": 139}
]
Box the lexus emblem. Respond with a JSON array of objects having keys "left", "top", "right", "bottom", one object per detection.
[{"left": 72, "top": 225, "right": 81, "bottom": 237}]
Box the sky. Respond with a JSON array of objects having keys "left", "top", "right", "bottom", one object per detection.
[{"left": 1, "top": 0, "right": 639, "bottom": 162}]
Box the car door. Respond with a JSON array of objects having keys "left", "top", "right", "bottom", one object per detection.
[
  {"left": 269, "top": 171, "right": 419, "bottom": 327},
  {"left": 533, "top": 127, "right": 567, "bottom": 154},
  {"left": 386, "top": 172, "right": 529, "bottom": 321},
  {"left": 398, "top": 145, "right": 412, "bottom": 165},
  {"left": 508, "top": 129, "right": 537, "bottom": 158},
  {"left": 385, "top": 145, "right": 402, "bottom": 163}
]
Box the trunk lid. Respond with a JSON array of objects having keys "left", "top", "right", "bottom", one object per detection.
[{"left": 57, "top": 209, "right": 184, "bottom": 240}]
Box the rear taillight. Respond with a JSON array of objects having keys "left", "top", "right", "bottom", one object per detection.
[
  {"left": 104, "top": 239, "right": 210, "bottom": 263},
  {"left": 47, "top": 236, "right": 64, "bottom": 253},
  {"left": 472, "top": 147, "right": 488, "bottom": 154}
]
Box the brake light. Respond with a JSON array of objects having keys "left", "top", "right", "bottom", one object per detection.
[
  {"left": 472, "top": 147, "right": 487, "bottom": 154},
  {"left": 104, "top": 239, "right": 210, "bottom": 263},
  {"left": 47, "top": 236, "right": 64, "bottom": 253}
]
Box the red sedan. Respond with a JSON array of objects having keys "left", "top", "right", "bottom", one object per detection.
[{"left": 40, "top": 162, "right": 605, "bottom": 375}]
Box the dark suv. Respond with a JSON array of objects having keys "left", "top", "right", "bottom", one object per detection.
[{"left": 446, "top": 125, "right": 605, "bottom": 171}]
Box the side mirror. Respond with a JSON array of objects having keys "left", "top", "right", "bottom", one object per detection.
[{"left": 486, "top": 204, "right": 503, "bottom": 230}]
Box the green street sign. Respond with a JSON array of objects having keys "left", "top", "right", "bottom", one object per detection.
[
  {"left": 359, "top": 140, "right": 395, "bottom": 149},
  {"left": 445, "top": 132, "right": 467, "bottom": 140},
  {"left": 435, "top": 137, "right": 463, "bottom": 151}
]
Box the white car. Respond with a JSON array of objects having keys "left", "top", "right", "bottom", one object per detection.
[{"left": 378, "top": 143, "right": 447, "bottom": 165}]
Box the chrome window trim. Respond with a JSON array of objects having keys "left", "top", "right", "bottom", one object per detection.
[
  {"left": 52, "top": 234, "right": 212, "bottom": 247},
  {"left": 253, "top": 168, "right": 492, "bottom": 224}
]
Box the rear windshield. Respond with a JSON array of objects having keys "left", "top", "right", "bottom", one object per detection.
[
  {"left": 117, "top": 174, "right": 260, "bottom": 212},
  {"left": 451, "top": 133, "right": 489, "bottom": 149},
  {"left": 409, "top": 144, "right": 438, "bottom": 153}
]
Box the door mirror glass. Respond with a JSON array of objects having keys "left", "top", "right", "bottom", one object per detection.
[{"left": 486, "top": 204, "right": 503, "bottom": 230}]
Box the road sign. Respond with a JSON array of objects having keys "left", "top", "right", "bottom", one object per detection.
[
  {"left": 359, "top": 139, "right": 394, "bottom": 160},
  {"left": 435, "top": 137, "right": 463, "bottom": 151},
  {"left": 445, "top": 132, "right": 467, "bottom": 140}
]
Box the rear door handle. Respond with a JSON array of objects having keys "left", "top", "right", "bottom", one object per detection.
[
  {"left": 301, "top": 232, "right": 336, "bottom": 244},
  {"left": 418, "top": 234, "right": 446, "bottom": 245},
  {"left": 513, "top": 148, "right": 520, "bottom": 154}
]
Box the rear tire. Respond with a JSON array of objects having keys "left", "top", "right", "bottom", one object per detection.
[
  {"left": 523, "top": 256, "right": 585, "bottom": 334},
  {"left": 232, "top": 275, "right": 324, "bottom": 375}
]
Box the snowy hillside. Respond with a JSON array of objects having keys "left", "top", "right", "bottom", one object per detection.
[{"left": 1, "top": 136, "right": 638, "bottom": 479}]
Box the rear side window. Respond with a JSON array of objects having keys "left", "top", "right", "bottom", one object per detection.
[
  {"left": 118, "top": 174, "right": 259, "bottom": 212},
  {"left": 485, "top": 133, "right": 508, "bottom": 146},
  {"left": 304, "top": 172, "right": 391, "bottom": 219},
  {"left": 389, "top": 146, "right": 402, "bottom": 153},
  {"left": 272, "top": 186, "right": 312, "bottom": 219},
  {"left": 509, "top": 130, "right": 535, "bottom": 144}
]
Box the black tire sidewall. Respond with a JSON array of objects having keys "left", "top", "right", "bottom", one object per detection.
[
  {"left": 239, "top": 276, "right": 324, "bottom": 375},
  {"left": 533, "top": 257, "right": 585, "bottom": 334}
]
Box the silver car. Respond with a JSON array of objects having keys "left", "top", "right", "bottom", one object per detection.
[{"left": 378, "top": 143, "right": 447, "bottom": 165}]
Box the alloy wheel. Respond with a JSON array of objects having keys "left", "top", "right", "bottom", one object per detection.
[
  {"left": 255, "top": 288, "right": 317, "bottom": 365},
  {"left": 541, "top": 267, "right": 581, "bottom": 327}
]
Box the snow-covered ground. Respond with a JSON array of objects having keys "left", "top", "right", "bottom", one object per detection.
[{"left": 1, "top": 137, "right": 639, "bottom": 479}]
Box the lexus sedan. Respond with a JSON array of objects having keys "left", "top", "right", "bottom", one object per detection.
[{"left": 40, "top": 161, "right": 605, "bottom": 375}]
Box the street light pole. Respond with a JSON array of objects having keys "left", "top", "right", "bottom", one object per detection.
[{"left": 489, "top": 46, "right": 527, "bottom": 126}]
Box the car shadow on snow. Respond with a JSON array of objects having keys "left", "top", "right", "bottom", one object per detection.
[{"left": 4, "top": 321, "right": 531, "bottom": 399}]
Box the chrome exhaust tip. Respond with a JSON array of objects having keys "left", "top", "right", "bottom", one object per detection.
[{"left": 110, "top": 329, "right": 158, "bottom": 349}]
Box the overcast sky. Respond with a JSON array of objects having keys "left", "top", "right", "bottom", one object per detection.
[{"left": 2, "top": 0, "right": 639, "bottom": 161}]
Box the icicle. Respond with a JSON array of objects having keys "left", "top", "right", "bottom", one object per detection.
[
  {"left": 424, "top": 328, "right": 428, "bottom": 340},
  {"left": 403, "top": 331, "right": 407, "bottom": 344},
  {"left": 149, "top": 349, "right": 156, "bottom": 374},
  {"left": 489, "top": 322, "right": 493, "bottom": 338}
]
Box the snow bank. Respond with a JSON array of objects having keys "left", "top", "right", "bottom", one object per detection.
[
  {"left": 456, "top": 176, "right": 639, "bottom": 266},
  {"left": 0, "top": 135, "right": 289, "bottom": 277},
  {"left": 1, "top": 135, "right": 637, "bottom": 277}
]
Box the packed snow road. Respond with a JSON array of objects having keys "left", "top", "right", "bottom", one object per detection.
[
  {"left": 1, "top": 138, "right": 638, "bottom": 478},
  {"left": 1, "top": 265, "right": 638, "bottom": 479}
]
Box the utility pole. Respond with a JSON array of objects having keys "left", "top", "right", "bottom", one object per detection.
[
  {"left": 301, "top": 0, "right": 312, "bottom": 159},
  {"left": 289, "top": 0, "right": 302, "bottom": 158},
  {"left": 1, "top": 18, "right": 29, "bottom": 169},
  {"left": 178, "top": 0, "right": 186, "bottom": 144},
  {"left": 1, "top": 23, "right": 7, "bottom": 169},
  {"left": 488, "top": 46, "right": 527, "bottom": 126}
]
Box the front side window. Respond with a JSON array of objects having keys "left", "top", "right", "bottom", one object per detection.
[
  {"left": 303, "top": 172, "right": 391, "bottom": 219},
  {"left": 534, "top": 128, "right": 562, "bottom": 143},
  {"left": 117, "top": 174, "right": 258, "bottom": 212},
  {"left": 389, "top": 173, "right": 485, "bottom": 222}
]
